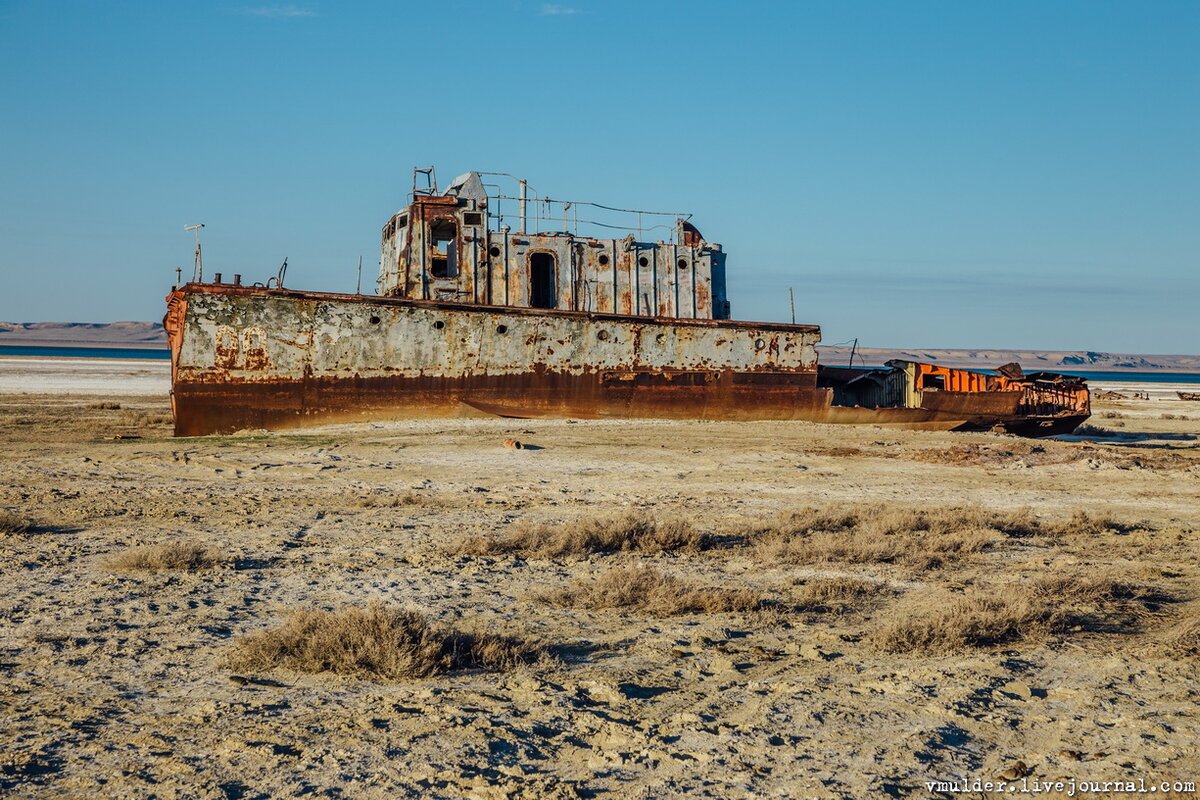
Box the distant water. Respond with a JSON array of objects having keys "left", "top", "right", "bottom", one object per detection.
[
  {"left": 1053, "top": 370, "right": 1200, "bottom": 384},
  {"left": 0, "top": 344, "right": 170, "bottom": 360}
]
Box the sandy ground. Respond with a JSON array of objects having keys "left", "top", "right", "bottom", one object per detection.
[{"left": 1, "top": 367, "right": 1199, "bottom": 799}]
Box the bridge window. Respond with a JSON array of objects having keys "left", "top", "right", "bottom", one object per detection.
[{"left": 529, "top": 252, "right": 557, "bottom": 308}]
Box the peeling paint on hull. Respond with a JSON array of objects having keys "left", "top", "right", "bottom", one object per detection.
[{"left": 168, "top": 284, "right": 830, "bottom": 435}]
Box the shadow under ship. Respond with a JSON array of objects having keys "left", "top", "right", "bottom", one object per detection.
[{"left": 164, "top": 170, "right": 1090, "bottom": 437}]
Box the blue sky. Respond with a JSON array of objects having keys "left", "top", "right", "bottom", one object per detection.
[{"left": 1, "top": 0, "right": 1197, "bottom": 353}]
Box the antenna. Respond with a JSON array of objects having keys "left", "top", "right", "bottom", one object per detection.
[
  {"left": 184, "top": 224, "right": 205, "bottom": 282},
  {"left": 788, "top": 287, "right": 796, "bottom": 325},
  {"left": 848, "top": 338, "right": 859, "bottom": 368},
  {"left": 356, "top": 255, "right": 363, "bottom": 294}
]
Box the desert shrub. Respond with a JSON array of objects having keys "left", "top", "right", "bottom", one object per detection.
[
  {"left": 874, "top": 573, "right": 1174, "bottom": 654},
  {"left": 872, "top": 591, "right": 1063, "bottom": 654},
  {"left": 1032, "top": 574, "right": 1159, "bottom": 604},
  {"left": 224, "top": 603, "right": 541, "bottom": 679},
  {"left": 108, "top": 541, "right": 223, "bottom": 572},
  {"left": 87, "top": 401, "right": 122, "bottom": 410},
  {"left": 792, "top": 576, "right": 887, "bottom": 612},
  {"left": 539, "top": 565, "right": 767, "bottom": 615},
  {"left": 1032, "top": 573, "right": 1175, "bottom": 631},
  {"left": 1149, "top": 615, "right": 1200, "bottom": 658},
  {"left": 746, "top": 506, "right": 1139, "bottom": 569},
  {"left": 0, "top": 511, "right": 33, "bottom": 534},
  {"left": 457, "top": 512, "right": 710, "bottom": 558},
  {"left": 1035, "top": 510, "right": 1143, "bottom": 537},
  {"left": 748, "top": 506, "right": 1012, "bottom": 568},
  {"left": 1099, "top": 411, "right": 1125, "bottom": 419},
  {"left": 357, "top": 492, "right": 424, "bottom": 508}
]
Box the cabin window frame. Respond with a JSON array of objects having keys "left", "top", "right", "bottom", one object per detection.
[
  {"left": 429, "top": 217, "right": 459, "bottom": 279},
  {"left": 528, "top": 250, "right": 558, "bottom": 309}
]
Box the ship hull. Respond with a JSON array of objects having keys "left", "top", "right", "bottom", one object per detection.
[
  {"left": 165, "top": 285, "right": 1087, "bottom": 437},
  {"left": 167, "top": 285, "right": 832, "bottom": 435},
  {"left": 170, "top": 371, "right": 998, "bottom": 435}
]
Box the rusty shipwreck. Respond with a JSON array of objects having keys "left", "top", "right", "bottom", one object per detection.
[{"left": 164, "top": 170, "right": 1090, "bottom": 437}]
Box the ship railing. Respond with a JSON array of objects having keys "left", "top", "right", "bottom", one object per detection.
[{"left": 473, "top": 172, "right": 693, "bottom": 243}]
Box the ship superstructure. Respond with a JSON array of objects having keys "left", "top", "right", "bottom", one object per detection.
[{"left": 379, "top": 171, "right": 729, "bottom": 320}]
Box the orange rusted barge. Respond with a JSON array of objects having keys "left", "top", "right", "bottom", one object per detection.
[{"left": 164, "top": 170, "right": 1089, "bottom": 437}]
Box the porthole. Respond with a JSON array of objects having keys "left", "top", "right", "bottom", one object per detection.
[
  {"left": 754, "top": 338, "right": 766, "bottom": 350},
  {"left": 433, "top": 320, "right": 445, "bottom": 330},
  {"left": 597, "top": 330, "right": 610, "bottom": 341},
  {"left": 496, "top": 324, "right": 508, "bottom": 334},
  {"left": 677, "top": 258, "right": 689, "bottom": 269},
  {"left": 598, "top": 254, "right": 610, "bottom": 266},
  {"left": 369, "top": 315, "right": 381, "bottom": 325},
  {"left": 638, "top": 256, "right": 649, "bottom": 267},
  {"left": 489, "top": 246, "right": 501, "bottom": 257}
]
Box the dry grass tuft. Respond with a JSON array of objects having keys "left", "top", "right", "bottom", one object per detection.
[
  {"left": 108, "top": 541, "right": 224, "bottom": 572},
  {"left": 1032, "top": 574, "right": 1162, "bottom": 605},
  {"left": 874, "top": 573, "right": 1175, "bottom": 654},
  {"left": 873, "top": 591, "right": 1061, "bottom": 654},
  {"left": 792, "top": 576, "right": 888, "bottom": 612},
  {"left": 0, "top": 511, "right": 34, "bottom": 534},
  {"left": 1034, "top": 510, "right": 1140, "bottom": 537},
  {"left": 538, "top": 565, "right": 768, "bottom": 616},
  {"left": 747, "top": 506, "right": 1020, "bottom": 568},
  {"left": 744, "top": 506, "right": 1139, "bottom": 569},
  {"left": 87, "top": 401, "right": 122, "bottom": 410},
  {"left": 357, "top": 492, "right": 425, "bottom": 508},
  {"left": 224, "top": 603, "right": 542, "bottom": 679},
  {"left": 1031, "top": 573, "right": 1176, "bottom": 631},
  {"left": 457, "top": 512, "right": 710, "bottom": 558},
  {"left": 1149, "top": 614, "right": 1200, "bottom": 658}
]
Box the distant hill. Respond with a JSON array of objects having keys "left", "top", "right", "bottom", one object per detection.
[
  {"left": 817, "top": 345, "right": 1200, "bottom": 373},
  {"left": 0, "top": 321, "right": 166, "bottom": 348}
]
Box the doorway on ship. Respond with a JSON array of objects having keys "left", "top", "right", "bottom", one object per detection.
[{"left": 529, "top": 252, "right": 557, "bottom": 308}]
